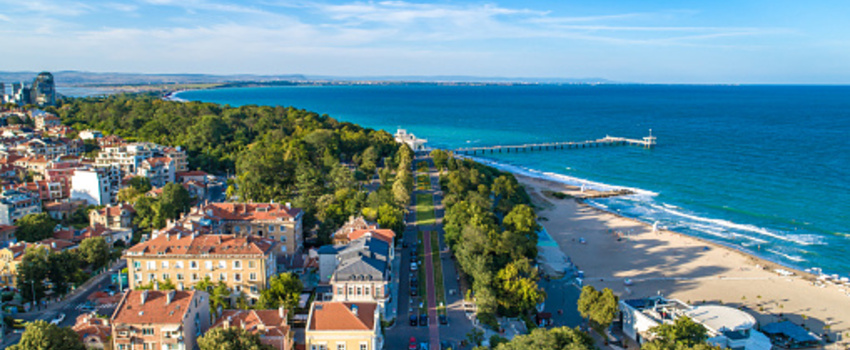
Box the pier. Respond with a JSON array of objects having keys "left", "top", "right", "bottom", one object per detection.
[{"left": 452, "top": 130, "right": 657, "bottom": 155}]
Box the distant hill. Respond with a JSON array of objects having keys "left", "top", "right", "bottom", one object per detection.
[
  {"left": 0, "top": 70, "right": 616, "bottom": 87},
  {"left": 0, "top": 71, "right": 308, "bottom": 86}
]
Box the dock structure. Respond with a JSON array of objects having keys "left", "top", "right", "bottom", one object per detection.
[{"left": 452, "top": 130, "right": 656, "bottom": 155}]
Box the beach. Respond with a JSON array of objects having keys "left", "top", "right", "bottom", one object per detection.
[{"left": 516, "top": 174, "right": 850, "bottom": 346}]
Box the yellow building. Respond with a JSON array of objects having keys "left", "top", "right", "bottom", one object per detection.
[
  {"left": 111, "top": 290, "right": 210, "bottom": 350},
  {"left": 305, "top": 302, "right": 382, "bottom": 350},
  {"left": 124, "top": 233, "right": 277, "bottom": 304},
  {"left": 0, "top": 243, "right": 26, "bottom": 287},
  {"left": 187, "top": 202, "right": 303, "bottom": 256}
]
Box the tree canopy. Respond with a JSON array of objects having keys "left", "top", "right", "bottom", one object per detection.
[
  {"left": 495, "top": 326, "right": 595, "bottom": 350},
  {"left": 15, "top": 213, "right": 56, "bottom": 242},
  {"left": 9, "top": 320, "right": 86, "bottom": 350},
  {"left": 257, "top": 272, "right": 303, "bottom": 311},
  {"left": 577, "top": 285, "right": 619, "bottom": 335},
  {"left": 77, "top": 237, "right": 110, "bottom": 269},
  {"left": 643, "top": 316, "right": 719, "bottom": 350},
  {"left": 197, "top": 327, "right": 275, "bottom": 350}
]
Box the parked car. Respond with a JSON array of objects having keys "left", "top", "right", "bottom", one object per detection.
[
  {"left": 419, "top": 313, "right": 428, "bottom": 326},
  {"left": 80, "top": 301, "right": 96, "bottom": 312},
  {"left": 410, "top": 262, "right": 418, "bottom": 271},
  {"left": 409, "top": 315, "right": 418, "bottom": 327},
  {"left": 49, "top": 313, "right": 65, "bottom": 325},
  {"left": 410, "top": 288, "right": 418, "bottom": 297},
  {"left": 409, "top": 337, "right": 417, "bottom": 350},
  {"left": 439, "top": 314, "right": 448, "bottom": 325},
  {"left": 440, "top": 341, "right": 455, "bottom": 350}
]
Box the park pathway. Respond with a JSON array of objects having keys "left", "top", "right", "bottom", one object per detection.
[{"left": 423, "top": 230, "right": 440, "bottom": 349}]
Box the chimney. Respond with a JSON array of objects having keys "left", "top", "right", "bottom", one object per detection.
[
  {"left": 278, "top": 306, "right": 285, "bottom": 319},
  {"left": 166, "top": 290, "right": 175, "bottom": 305},
  {"left": 285, "top": 202, "right": 291, "bottom": 210},
  {"left": 140, "top": 290, "right": 149, "bottom": 305},
  {"left": 51, "top": 242, "right": 56, "bottom": 249},
  {"left": 351, "top": 304, "right": 358, "bottom": 316},
  {"left": 257, "top": 323, "right": 266, "bottom": 333},
  {"left": 223, "top": 316, "right": 232, "bottom": 328},
  {"left": 240, "top": 319, "right": 245, "bottom": 329}
]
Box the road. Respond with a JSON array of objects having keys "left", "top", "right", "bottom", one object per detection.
[{"left": 2, "top": 260, "right": 126, "bottom": 347}]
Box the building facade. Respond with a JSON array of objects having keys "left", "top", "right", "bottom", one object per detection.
[
  {"left": 71, "top": 168, "right": 115, "bottom": 205},
  {"left": 305, "top": 302, "right": 382, "bottom": 350},
  {"left": 0, "top": 189, "right": 42, "bottom": 225},
  {"left": 111, "top": 290, "right": 210, "bottom": 350},
  {"left": 188, "top": 202, "right": 303, "bottom": 256},
  {"left": 210, "top": 308, "right": 293, "bottom": 350},
  {"left": 124, "top": 233, "right": 278, "bottom": 303}
]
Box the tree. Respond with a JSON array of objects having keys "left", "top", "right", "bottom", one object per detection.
[
  {"left": 197, "top": 327, "right": 275, "bottom": 350},
  {"left": 642, "top": 317, "right": 714, "bottom": 350},
  {"left": 17, "top": 247, "right": 49, "bottom": 302},
  {"left": 15, "top": 213, "right": 56, "bottom": 242},
  {"left": 466, "top": 329, "right": 485, "bottom": 347},
  {"left": 377, "top": 203, "right": 404, "bottom": 236},
  {"left": 9, "top": 320, "right": 86, "bottom": 350},
  {"left": 78, "top": 237, "right": 110, "bottom": 269},
  {"left": 257, "top": 272, "right": 302, "bottom": 311},
  {"left": 392, "top": 176, "right": 410, "bottom": 206},
  {"left": 495, "top": 258, "right": 546, "bottom": 316},
  {"left": 127, "top": 176, "right": 153, "bottom": 193},
  {"left": 495, "top": 326, "right": 595, "bottom": 350},
  {"left": 117, "top": 187, "right": 144, "bottom": 204},
  {"left": 430, "top": 149, "right": 449, "bottom": 170},
  {"left": 577, "top": 285, "right": 618, "bottom": 335},
  {"left": 160, "top": 182, "right": 192, "bottom": 219}
]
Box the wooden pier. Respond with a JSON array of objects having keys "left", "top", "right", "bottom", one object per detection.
[{"left": 452, "top": 130, "right": 657, "bottom": 155}]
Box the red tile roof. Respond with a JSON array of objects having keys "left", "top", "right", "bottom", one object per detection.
[
  {"left": 347, "top": 229, "right": 395, "bottom": 245},
  {"left": 72, "top": 314, "right": 111, "bottom": 346},
  {"left": 203, "top": 203, "right": 301, "bottom": 222},
  {"left": 308, "top": 302, "right": 377, "bottom": 331},
  {"left": 97, "top": 203, "right": 136, "bottom": 217},
  {"left": 0, "top": 224, "right": 16, "bottom": 233},
  {"left": 176, "top": 170, "right": 208, "bottom": 177},
  {"left": 126, "top": 233, "right": 276, "bottom": 257},
  {"left": 112, "top": 290, "right": 200, "bottom": 325},
  {"left": 211, "top": 309, "right": 291, "bottom": 344}
]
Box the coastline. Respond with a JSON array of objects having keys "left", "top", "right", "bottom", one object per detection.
[{"left": 514, "top": 172, "right": 850, "bottom": 344}]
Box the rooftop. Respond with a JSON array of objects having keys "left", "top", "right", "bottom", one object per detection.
[
  {"left": 112, "top": 290, "right": 201, "bottom": 324},
  {"left": 126, "top": 233, "right": 276, "bottom": 256},
  {"left": 308, "top": 302, "right": 377, "bottom": 332}
]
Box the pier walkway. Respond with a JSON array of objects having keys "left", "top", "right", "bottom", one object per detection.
[{"left": 452, "top": 131, "right": 657, "bottom": 155}]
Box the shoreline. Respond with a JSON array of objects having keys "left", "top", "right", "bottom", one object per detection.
[{"left": 514, "top": 172, "right": 850, "bottom": 344}]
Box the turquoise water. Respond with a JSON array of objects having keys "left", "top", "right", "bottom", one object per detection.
[{"left": 178, "top": 85, "right": 850, "bottom": 276}]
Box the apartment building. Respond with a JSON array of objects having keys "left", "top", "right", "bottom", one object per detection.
[
  {"left": 96, "top": 143, "right": 153, "bottom": 175},
  {"left": 328, "top": 236, "right": 391, "bottom": 312},
  {"left": 124, "top": 233, "right": 278, "bottom": 303},
  {"left": 210, "top": 308, "right": 293, "bottom": 350},
  {"left": 34, "top": 114, "right": 61, "bottom": 130},
  {"left": 305, "top": 302, "right": 382, "bottom": 350},
  {"left": 191, "top": 202, "right": 303, "bottom": 256},
  {"left": 90, "top": 203, "right": 135, "bottom": 230},
  {"left": 161, "top": 146, "right": 188, "bottom": 173},
  {"left": 138, "top": 157, "right": 175, "bottom": 187},
  {"left": 111, "top": 290, "right": 210, "bottom": 350},
  {"left": 0, "top": 189, "right": 41, "bottom": 225},
  {"left": 71, "top": 168, "right": 116, "bottom": 205}
]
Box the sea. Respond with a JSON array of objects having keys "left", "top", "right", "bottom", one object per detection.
[{"left": 177, "top": 84, "right": 850, "bottom": 277}]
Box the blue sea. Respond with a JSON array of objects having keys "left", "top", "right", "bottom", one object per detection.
[{"left": 178, "top": 85, "right": 850, "bottom": 276}]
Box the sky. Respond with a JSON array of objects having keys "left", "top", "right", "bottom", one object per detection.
[{"left": 1, "top": 0, "right": 849, "bottom": 83}]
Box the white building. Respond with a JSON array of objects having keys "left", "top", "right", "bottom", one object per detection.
[
  {"left": 78, "top": 130, "right": 104, "bottom": 140},
  {"left": 620, "top": 296, "right": 772, "bottom": 350},
  {"left": 0, "top": 190, "right": 42, "bottom": 225},
  {"left": 70, "top": 169, "right": 114, "bottom": 205},
  {"left": 394, "top": 129, "right": 427, "bottom": 151}
]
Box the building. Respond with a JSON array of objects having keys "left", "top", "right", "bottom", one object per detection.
[
  {"left": 620, "top": 296, "right": 772, "bottom": 350},
  {"left": 162, "top": 146, "right": 189, "bottom": 173},
  {"left": 0, "top": 224, "right": 16, "bottom": 247},
  {"left": 0, "top": 189, "right": 42, "bottom": 225},
  {"left": 332, "top": 216, "right": 378, "bottom": 245},
  {"left": 31, "top": 72, "right": 56, "bottom": 106},
  {"left": 175, "top": 170, "right": 209, "bottom": 184},
  {"left": 305, "top": 301, "right": 382, "bottom": 350},
  {"left": 71, "top": 168, "right": 115, "bottom": 205},
  {"left": 394, "top": 129, "right": 427, "bottom": 151},
  {"left": 111, "top": 290, "right": 211, "bottom": 350},
  {"left": 72, "top": 313, "right": 112, "bottom": 349},
  {"left": 90, "top": 203, "right": 135, "bottom": 231},
  {"left": 43, "top": 200, "right": 86, "bottom": 221},
  {"left": 0, "top": 243, "right": 26, "bottom": 287},
  {"left": 138, "top": 157, "right": 175, "bottom": 187},
  {"left": 34, "top": 114, "right": 61, "bottom": 130},
  {"left": 190, "top": 202, "right": 303, "bottom": 256},
  {"left": 211, "top": 308, "right": 293, "bottom": 350},
  {"left": 79, "top": 130, "right": 104, "bottom": 140},
  {"left": 328, "top": 236, "right": 392, "bottom": 312},
  {"left": 96, "top": 143, "right": 153, "bottom": 175},
  {"left": 124, "top": 233, "right": 278, "bottom": 303}
]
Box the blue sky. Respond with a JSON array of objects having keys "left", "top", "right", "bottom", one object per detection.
[{"left": 1, "top": 0, "right": 849, "bottom": 83}]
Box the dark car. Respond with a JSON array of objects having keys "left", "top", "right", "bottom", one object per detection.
[
  {"left": 409, "top": 315, "right": 418, "bottom": 327},
  {"left": 439, "top": 314, "right": 448, "bottom": 325},
  {"left": 410, "top": 288, "right": 418, "bottom": 296},
  {"left": 419, "top": 313, "right": 428, "bottom": 326}
]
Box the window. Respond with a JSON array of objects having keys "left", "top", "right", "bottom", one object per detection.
[
  {"left": 311, "top": 345, "right": 327, "bottom": 350},
  {"left": 233, "top": 260, "right": 241, "bottom": 269},
  {"left": 190, "top": 261, "right": 198, "bottom": 269},
  {"left": 176, "top": 273, "right": 184, "bottom": 281},
  {"left": 348, "top": 287, "right": 354, "bottom": 295},
  {"left": 249, "top": 273, "right": 257, "bottom": 281},
  {"left": 248, "top": 261, "right": 256, "bottom": 269},
  {"left": 365, "top": 286, "right": 370, "bottom": 295},
  {"left": 142, "top": 328, "right": 154, "bottom": 335},
  {"left": 148, "top": 273, "right": 155, "bottom": 282},
  {"left": 133, "top": 261, "right": 141, "bottom": 269},
  {"left": 357, "top": 287, "right": 362, "bottom": 296},
  {"left": 235, "top": 285, "right": 242, "bottom": 292},
  {"left": 234, "top": 273, "right": 242, "bottom": 282},
  {"left": 234, "top": 226, "right": 240, "bottom": 233},
  {"left": 268, "top": 225, "right": 275, "bottom": 232},
  {"left": 360, "top": 344, "right": 368, "bottom": 350},
  {"left": 206, "top": 273, "right": 212, "bottom": 280},
  {"left": 218, "top": 260, "right": 226, "bottom": 269},
  {"left": 220, "top": 273, "right": 227, "bottom": 281},
  {"left": 337, "top": 287, "right": 344, "bottom": 295},
  {"left": 175, "top": 261, "right": 184, "bottom": 269},
  {"left": 250, "top": 285, "right": 258, "bottom": 294},
  {"left": 280, "top": 236, "right": 287, "bottom": 243},
  {"left": 134, "top": 274, "right": 140, "bottom": 283},
  {"left": 337, "top": 344, "right": 346, "bottom": 350},
  {"left": 161, "top": 261, "right": 169, "bottom": 269},
  {"left": 147, "top": 261, "right": 156, "bottom": 270},
  {"left": 162, "top": 273, "right": 170, "bottom": 281},
  {"left": 205, "top": 261, "right": 213, "bottom": 270},
  {"left": 280, "top": 225, "right": 286, "bottom": 232},
  {"left": 192, "top": 273, "right": 199, "bottom": 281}
]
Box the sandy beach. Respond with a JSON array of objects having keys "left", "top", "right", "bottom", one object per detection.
[{"left": 516, "top": 174, "right": 850, "bottom": 346}]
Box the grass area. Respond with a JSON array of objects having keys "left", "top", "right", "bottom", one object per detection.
[
  {"left": 416, "top": 174, "right": 430, "bottom": 191},
  {"left": 417, "top": 230, "right": 427, "bottom": 313},
  {"left": 414, "top": 193, "right": 436, "bottom": 225},
  {"left": 430, "top": 231, "right": 447, "bottom": 316}
]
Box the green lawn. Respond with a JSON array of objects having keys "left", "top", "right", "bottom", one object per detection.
[
  {"left": 417, "top": 230, "right": 427, "bottom": 313},
  {"left": 431, "top": 231, "right": 447, "bottom": 315},
  {"left": 416, "top": 174, "right": 430, "bottom": 191},
  {"left": 415, "top": 193, "right": 436, "bottom": 225}
]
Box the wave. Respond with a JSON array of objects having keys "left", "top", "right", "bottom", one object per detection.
[
  {"left": 766, "top": 249, "right": 806, "bottom": 263},
  {"left": 461, "top": 155, "right": 659, "bottom": 196}
]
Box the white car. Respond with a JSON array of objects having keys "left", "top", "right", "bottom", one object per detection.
[
  {"left": 49, "top": 313, "right": 65, "bottom": 325},
  {"left": 410, "top": 262, "right": 418, "bottom": 271}
]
